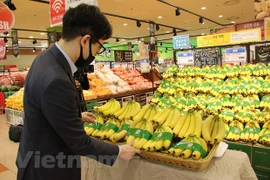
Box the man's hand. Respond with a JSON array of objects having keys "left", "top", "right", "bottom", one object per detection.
[
  {"left": 119, "top": 141, "right": 141, "bottom": 161},
  {"left": 81, "top": 112, "right": 96, "bottom": 123}
]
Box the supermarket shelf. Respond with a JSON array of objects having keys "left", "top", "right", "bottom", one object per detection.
[{"left": 85, "top": 87, "right": 157, "bottom": 102}]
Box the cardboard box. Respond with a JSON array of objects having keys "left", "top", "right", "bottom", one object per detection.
[
  {"left": 252, "top": 145, "right": 270, "bottom": 173},
  {"left": 254, "top": 168, "right": 270, "bottom": 180},
  {"left": 224, "top": 140, "right": 253, "bottom": 163}
]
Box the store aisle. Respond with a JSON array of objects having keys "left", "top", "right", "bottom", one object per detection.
[{"left": 0, "top": 114, "right": 18, "bottom": 180}]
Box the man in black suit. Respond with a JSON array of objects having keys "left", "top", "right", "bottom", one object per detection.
[{"left": 16, "top": 4, "right": 140, "bottom": 180}]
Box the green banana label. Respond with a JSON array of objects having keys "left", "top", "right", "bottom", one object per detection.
[
  {"left": 104, "top": 122, "right": 119, "bottom": 132},
  {"left": 150, "top": 132, "right": 173, "bottom": 141},
  {"left": 250, "top": 99, "right": 260, "bottom": 105},
  {"left": 117, "top": 123, "right": 130, "bottom": 132},
  {"left": 221, "top": 111, "right": 234, "bottom": 118},
  {"left": 236, "top": 112, "right": 252, "bottom": 119},
  {"left": 242, "top": 128, "right": 260, "bottom": 134},
  {"left": 127, "top": 128, "right": 152, "bottom": 140},
  {"left": 259, "top": 134, "right": 270, "bottom": 140},
  {"left": 89, "top": 122, "right": 103, "bottom": 130},
  {"left": 236, "top": 101, "right": 250, "bottom": 107},
  {"left": 229, "top": 126, "right": 241, "bottom": 135},
  {"left": 173, "top": 142, "right": 207, "bottom": 158}
]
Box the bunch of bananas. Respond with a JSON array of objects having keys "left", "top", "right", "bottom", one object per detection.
[
  {"left": 151, "top": 93, "right": 162, "bottom": 103},
  {"left": 239, "top": 64, "right": 253, "bottom": 76},
  {"left": 131, "top": 104, "right": 159, "bottom": 128},
  {"left": 260, "top": 81, "right": 270, "bottom": 93},
  {"left": 240, "top": 121, "right": 260, "bottom": 143},
  {"left": 234, "top": 98, "right": 251, "bottom": 111},
  {"left": 219, "top": 108, "right": 234, "bottom": 123},
  {"left": 172, "top": 109, "right": 202, "bottom": 139},
  {"left": 202, "top": 115, "right": 226, "bottom": 145},
  {"left": 225, "top": 121, "right": 244, "bottom": 141},
  {"left": 84, "top": 113, "right": 104, "bottom": 135},
  {"left": 126, "top": 119, "right": 154, "bottom": 149},
  {"left": 248, "top": 95, "right": 261, "bottom": 109},
  {"left": 110, "top": 119, "right": 133, "bottom": 143},
  {"left": 260, "top": 94, "right": 270, "bottom": 108},
  {"left": 93, "top": 99, "right": 121, "bottom": 116},
  {"left": 253, "top": 63, "right": 268, "bottom": 76},
  {"left": 168, "top": 135, "right": 208, "bottom": 160},
  {"left": 206, "top": 98, "right": 222, "bottom": 114},
  {"left": 219, "top": 94, "right": 232, "bottom": 107},
  {"left": 142, "top": 125, "right": 173, "bottom": 151},
  {"left": 254, "top": 108, "right": 270, "bottom": 124},
  {"left": 92, "top": 117, "right": 120, "bottom": 140},
  {"left": 234, "top": 110, "right": 254, "bottom": 124},
  {"left": 114, "top": 101, "right": 141, "bottom": 121},
  {"left": 259, "top": 121, "right": 270, "bottom": 146},
  {"left": 151, "top": 106, "right": 181, "bottom": 128}
]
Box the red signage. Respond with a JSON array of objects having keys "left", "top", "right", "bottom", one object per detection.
[
  {"left": 0, "top": 39, "right": 6, "bottom": 60},
  {"left": 50, "top": 0, "right": 66, "bottom": 27},
  {"left": 0, "top": 2, "right": 15, "bottom": 33}
]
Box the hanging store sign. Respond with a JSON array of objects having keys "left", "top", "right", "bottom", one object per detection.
[
  {"left": 197, "top": 28, "right": 261, "bottom": 47},
  {"left": 139, "top": 42, "right": 150, "bottom": 73},
  {"left": 177, "top": 51, "right": 194, "bottom": 65},
  {"left": 224, "top": 47, "right": 247, "bottom": 63},
  {"left": 235, "top": 20, "right": 264, "bottom": 38},
  {"left": 173, "top": 34, "right": 190, "bottom": 49},
  {"left": 114, "top": 50, "right": 133, "bottom": 62},
  {"left": 194, "top": 48, "right": 219, "bottom": 68},
  {"left": 11, "top": 30, "right": 19, "bottom": 57},
  {"left": 50, "top": 0, "right": 98, "bottom": 27},
  {"left": 0, "top": 2, "right": 15, "bottom": 33},
  {"left": 255, "top": 45, "right": 270, "bottom": 64}
]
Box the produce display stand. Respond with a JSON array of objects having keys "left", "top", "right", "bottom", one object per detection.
[
  {"left": 81, "top": 149, "right": 257, "bottom": 180},
  {"left": 85, "top": 88, "right": 157, "bottom": 111}
]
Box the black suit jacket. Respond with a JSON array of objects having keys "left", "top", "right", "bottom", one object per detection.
[{"left": 16, "top": 45, "right": 119, "bottom": 180}]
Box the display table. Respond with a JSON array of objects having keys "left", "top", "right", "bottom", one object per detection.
[{"left": 81, "top": 150, "right": 257, "bottom": 180}]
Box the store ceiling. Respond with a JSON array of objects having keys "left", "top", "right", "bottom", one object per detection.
[{"left": 2, "top": 0, "right": 254, "bottom": 48}]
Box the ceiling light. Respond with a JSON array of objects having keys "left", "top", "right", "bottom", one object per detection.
[
  {"left": 199, "top": 17, "right": 205, "bottom": 24},
  {"left": 122, "top": 39, "right": 126, "bottom": 41},
  {"left": 166, "top": 31, "right": 170, "bottom": 33},
  {"left": 158, "top": 16, "right": 162, "bottom": 19},
  {"left": 33, "top": 48, "right": 36, "bottom": 52},
  {"left": 201, "top": 7, "right": 206, "bottom": 10},
  {"left": 18, "top": 41, "right": 21, "bottom": 43},
  {"left": 116, "top": 38, "right": 120, "bottom": 43},
  {"left": 201, "top": 33, "right": 205, "bottom": 35},
  {"left": 123, "top": 23, "right": 128, "bottom": 26},
  {"left": 219, "top": 15, "right": 223, "bottom": 18},
  {"left": 3, "top": 37, "right": 8, "bottom": 43},
  {"left": 136, "top": 20, "right": 141, "bottom": 28},
  {"left": 156, "top": 24, "right": 160, "bottom": 31},
  {"left": 4, "top": 0, "right": 16, "bottom": 11},
  {"left": 231, "top": 21, "right": 235, "bottom": 24},
  {"left": 29, "top": 36, "right": 33, "bottom": 39},
  {"left": 40, "top": 33, "right": 45, "bottom": 35},
  {"left": 175, "top": 8, "right": 181, "bottom": 16}
]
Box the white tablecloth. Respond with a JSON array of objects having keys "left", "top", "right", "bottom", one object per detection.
[{"left": 81, "top": 150, "right": 257, "bottom": 180}]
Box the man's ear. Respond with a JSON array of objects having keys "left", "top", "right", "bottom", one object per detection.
[{"left": 80, "top": 35, "right": 90, "bottom": 48}]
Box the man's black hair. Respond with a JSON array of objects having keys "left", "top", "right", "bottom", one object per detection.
[{"left": 62, "top": 4, "right": 112, "bottom": 42}]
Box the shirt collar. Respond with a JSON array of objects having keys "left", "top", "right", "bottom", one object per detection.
[{"left": 55, "top": 42, "right": 77, "bottom": 74}]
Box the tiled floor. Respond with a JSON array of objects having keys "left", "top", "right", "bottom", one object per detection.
[{"left": 0, "top": 114, "right": 18, "bottom": 180}]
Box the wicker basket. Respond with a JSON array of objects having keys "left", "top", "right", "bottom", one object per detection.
[{"left": 139, "top": 143, "right": 219, "bottom": 170}]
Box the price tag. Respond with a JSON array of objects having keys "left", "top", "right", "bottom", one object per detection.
[
  {"left": 122, "top": 96, "right": 134, "bottom": 106},
  {"left": 97, "top": 100, "right": 107, "bottom": 106},
  {"left": 135, "top": 94, "right": 146, "bottom": 106},
  {"left": 146, "top": 92, "right": 153, "bottom": 104}
]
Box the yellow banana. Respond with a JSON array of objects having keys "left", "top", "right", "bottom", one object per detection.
[
  {"left": 169, "top": 108, "right": 181, "bottom": 128},
  {"left": 202, "top": 115, "right": 215, "bottom": 143},
  {"left": 94, "top": 99, "right": 115, "bottom": 112},
  {"left": 173, "top": 148, "right": 184, "bottom": 156},
  {"left": 193, "top": 111, "right": 203, "bottom": 137},
  {"left": 181, "top": 149, "right": 193, "bottom": 159},
  {"left": 172, "top": 113, "right": 188, "bottom": 137},
  {"left": 178, "top": 113, "right": 191, "bottom": 138},
  {"left": 192, "top": 150, "right": 201, "bottom": 160},
  {"left": 118, "top": 103, "right": 132, "bottom": 121},
  {"left": 213, "top": 118, "right": 226, "bottom": 143},
  {"left": 184, "top": 112, "right": 195, "bottom": 137},
  {"left": 163, "top": 108, "right": 175, "bottom": 126},
  {"left": 133, "top": 104, "right": 151, "bottom": 122},
  {"left": 154, "top": 140, "right": 164, "bottom": 151},
  {"left": 129, "top": 102, "right": 141, "bottom": 119}
]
